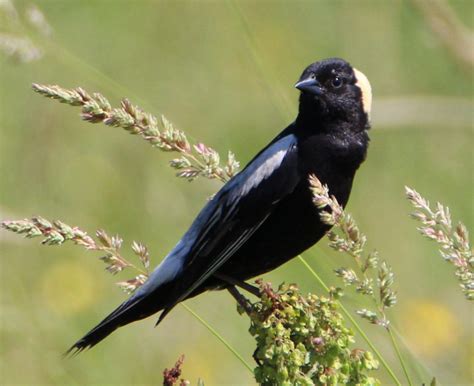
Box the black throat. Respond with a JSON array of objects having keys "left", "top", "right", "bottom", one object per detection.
[{"left": 295, "top": 94, "right": 369, "bottom": 134}]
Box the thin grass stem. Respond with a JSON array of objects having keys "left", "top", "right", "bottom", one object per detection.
[
  {"left": 226, "top": 0, "right": 294, "bottom": 120},
  {"left": 388, "top": 326, "right": 414, "bottom": 386},
  {"left": 180, "top": 303, "right": 253, "bottom": 374}
]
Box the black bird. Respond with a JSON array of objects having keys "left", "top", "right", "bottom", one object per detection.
[{"left": 69, "top": 57, "right": 372, "bottom": 353}]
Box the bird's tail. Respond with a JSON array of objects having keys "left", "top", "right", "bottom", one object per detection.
[
  {"left": 66, "top": 240, "right": 192, "bottom": 355},
  {"left": 66, "top": 293, "right": 159, "bottom": 355}
]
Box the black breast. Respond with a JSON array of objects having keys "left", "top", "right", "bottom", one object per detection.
[{"left": 213, "top": 129, "right": 368, "bottom": 282}]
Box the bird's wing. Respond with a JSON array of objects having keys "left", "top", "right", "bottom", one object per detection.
[
  {"left": 66, "top": 132, "right": 301, "bottom": 352},
  {"left": 154, "top": 132, "right": 301, "bottom": 318}
]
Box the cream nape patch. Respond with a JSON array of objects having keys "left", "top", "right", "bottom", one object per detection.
[{"left": 353, "top": 68, "right": 372, "bottom": 119}]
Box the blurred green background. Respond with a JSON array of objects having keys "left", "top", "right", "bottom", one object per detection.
[{"left": 1, "top": 0, "right": 472, "bottom": 385}]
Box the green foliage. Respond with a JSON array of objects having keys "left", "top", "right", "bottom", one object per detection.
[{"left": 246, "top": 282, "right": 380, "bottom": 385}]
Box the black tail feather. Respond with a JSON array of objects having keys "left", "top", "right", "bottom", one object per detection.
[
  {"left": 65, "top": 272, "right": 186, "bottom": 355},
  {"left": 65, "top": 319, "right": 120, "bottom": 356},
  {"left": 65, "top": 295, "right": 150, "bottom": 356}
]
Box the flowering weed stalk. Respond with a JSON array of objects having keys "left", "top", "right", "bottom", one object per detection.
[
  {"left": 309, "top": 175, "right": 397, "bottom": 328},
  {"left": 32, "top": 84, "right": 239, "bottom": 182},
  {"left": 406, "top": 186, "right": 473, "bottom": 300},
  {"left": 1, "top": 217, "right": 150, "bottom": 294},
  {"left": 244, "top": 281, "right": 380, "bottom": 385},
  {"left": 162, "top": 355, "right": 192, "bottom": 386},
  {"left": 309, "top": 175, "right": 413, "bottom": 386}
]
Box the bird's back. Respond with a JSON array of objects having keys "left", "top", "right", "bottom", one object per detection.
[{"left": 198, "top": 125, "right": 369, "bottom": 289}]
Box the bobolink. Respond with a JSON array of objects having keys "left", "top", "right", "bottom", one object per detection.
[{"left": 69, "top": 57, "right": 372, "bottom": 353}]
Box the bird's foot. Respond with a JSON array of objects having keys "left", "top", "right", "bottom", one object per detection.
[
  {"left": 214, "top": 272, "right": 261, "bottom": 297},
  {"left": 227, "top": 286, "right": 253, "bottom": 316},
  {"left": 253, "top": 347, "right": 262, "bottom": 366}
]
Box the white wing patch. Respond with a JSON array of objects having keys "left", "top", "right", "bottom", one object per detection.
[
  {"left": 138, "top": 134, "right": 297, "bottom": 296},
  {"left": 237, "top": 134, "right": 296, "bottom": 196}
]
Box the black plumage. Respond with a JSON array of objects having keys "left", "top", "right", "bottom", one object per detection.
[{"left": 68, "top": 57, "right": 372, "bottom": 353}]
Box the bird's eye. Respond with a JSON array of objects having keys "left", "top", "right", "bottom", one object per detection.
[
  {"left": 332, "top": 77, "right": 343, "bottom": 88},
  {"left": 310, "top": 73, "right": 316, "bottom": 80}
]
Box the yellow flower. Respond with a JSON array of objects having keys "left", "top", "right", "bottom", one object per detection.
[
  {"left": 40, "top": 261, "right": 101, "bottom": 315},
  {"left": 399, "top": 299, "right": 461, "bottom": 358}
]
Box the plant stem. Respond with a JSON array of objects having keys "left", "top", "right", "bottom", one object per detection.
[
  {"left": 298, "top": 255, "right": 402, "bottom": 385},
  {"left": 226, "top": 0, "right": 294, "bottom": 120},
  {"left": 180, "top": 303, "right": 253, "bottom": 374},
  {"left": 388, "top": 326, "right": 414, "bottom": 386}
]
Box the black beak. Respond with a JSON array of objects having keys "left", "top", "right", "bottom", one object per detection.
[{"left": 295, "top": 77, "right": 323, "bottom": 96}]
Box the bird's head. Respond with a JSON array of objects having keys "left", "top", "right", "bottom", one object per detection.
[{"left": 295, "top": 58, "right": 372, "bottom": 130}]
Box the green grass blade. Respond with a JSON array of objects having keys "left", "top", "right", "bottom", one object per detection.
[
  {"left": 388, "top": 326, "right": 414, "bottom": 386},
  {"left": 181, "top": 303, "right": 253, "bottom": 374}
]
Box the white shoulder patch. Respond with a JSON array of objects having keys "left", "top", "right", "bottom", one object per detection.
[
  {"left": 137, "top": 135, "right": 296, "bottom": 296},
  {"left": 353, "top": 68, "right": 372, "bottom": 119},
  {"left": 238, "top": 135, "right": 296, "bottom": 196}
]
